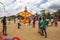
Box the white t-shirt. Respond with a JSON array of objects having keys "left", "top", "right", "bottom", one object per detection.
[
  {"left": 51, "top": 19, "right": 54, "bottom": 22},
  {"left": 46, "top": 19, "right": 49, "bottom": 21},
  {"left": 18, "top": 19, "right": 20, "bottom": 23}
]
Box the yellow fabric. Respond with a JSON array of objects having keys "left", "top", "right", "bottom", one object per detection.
[
  {"left": 19, "top": 12, "right": 32, "bottom": 17},
  {"left": 18, "top": 11, "right": 32, "bottom": 24}
]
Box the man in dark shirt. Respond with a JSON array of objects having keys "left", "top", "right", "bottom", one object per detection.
[{"left": 1, "top": 16, "right": 7, "bottom": 36}]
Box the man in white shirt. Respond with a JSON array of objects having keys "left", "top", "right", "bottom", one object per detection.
[
  {"left": 46, "top": 18, "right": 49, "bottom": 26},
  {"left": 51, "top": 18, "right": 54, "bottom": 26}
]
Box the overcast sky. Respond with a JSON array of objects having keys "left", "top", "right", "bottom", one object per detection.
[{"left": 0, "top": 0, "right": 60, "bottom": 17}]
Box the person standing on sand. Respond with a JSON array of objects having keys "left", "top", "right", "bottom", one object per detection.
[
  {"left": 54, "top": 17, "right": 58, "bottom": 26},
  {"left": 38, "top": 16, "right": 41, "bottom": 33},
  {"left": 32, "top": 17, "right": 36, "bottom": 28},
  {"left": 51, "top": 17, "right": 54, "bottom": 26},
  {"left": 1, "top": 16, "right": 7, "bottom": 36},
  {"left": 46, "top": 18, "right": 49, "bottom": 26},
  {"left": 17, "top": 18, "right": 20, "bottom": 29},
  {"left": 40, "top": 17, "right": 47, "bottom": 38}
]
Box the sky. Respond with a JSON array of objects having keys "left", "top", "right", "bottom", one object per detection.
[{"left": 0, "top": 0, "right": 60, "bottom": 17}]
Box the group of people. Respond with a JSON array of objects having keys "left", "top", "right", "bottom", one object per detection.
[
  {"left": 17, "top": 16, "right": 58, "bottom": 38},
  {"left": 31, "top": 16, "right": 58, "bottom": 38},
  {"left": 1, "top": 16, "right": 58, "bottom": 38},
  {"left": 50, "top": 17, "right": 58, "bottom": 26}
]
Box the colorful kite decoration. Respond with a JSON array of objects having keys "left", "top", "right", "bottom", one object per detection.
[{"left": 18, "top": 6, "right": 32, "bottom": 24}]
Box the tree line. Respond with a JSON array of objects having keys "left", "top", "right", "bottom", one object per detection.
[{"left": 35, "top": 9, "right": 60, "bottom": 21}]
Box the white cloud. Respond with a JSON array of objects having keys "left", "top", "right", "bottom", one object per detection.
[
  {"left": 0, "top": 0, "right": 60, "bottom": 17},
  {"left": 0, "top": 0, "right": 42, "bottom": 17},
  {"left": 40, "top": 0, "right": 60, "bottom": 9}
]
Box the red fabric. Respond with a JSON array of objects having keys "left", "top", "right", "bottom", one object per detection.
[
  {"left": 0, "top": 30, "right": 3, "bottom": 40},
  {"left": 0, "top": 36, "right": 2, "bottom": 40},
  {"left": 13, "top": 37, "right": 20, "bottom": 40},
  {"left": 24, "top": 10, "right": 27, "bottom": 12},
  {"left": 54, "top": 19, "right": 58, "bottom": 23},
  {"left": 4, "top": 38, "right": 6, "bottom": 40},
  {"left": 33, "top": 18, "right": 36, "bottom": 23}
]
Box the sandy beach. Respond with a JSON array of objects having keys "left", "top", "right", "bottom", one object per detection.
[{"left": 0, "top": 20, "right": 60, "bottom": 40}]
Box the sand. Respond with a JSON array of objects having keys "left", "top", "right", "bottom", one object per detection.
[{"left": 0, "top": 20, "right": 60, "bottom": 40}]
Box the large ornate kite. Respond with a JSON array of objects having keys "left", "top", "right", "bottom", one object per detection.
[{"left": 18, "top": 6, "right": 32, "bottom": 24}]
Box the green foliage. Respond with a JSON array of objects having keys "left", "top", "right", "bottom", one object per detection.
[
  {"left": 57, "top": 9, "right": 60, "bottom": 18},
  {"left": 53, "top": 9, "right": 60, "bottom": 18}
]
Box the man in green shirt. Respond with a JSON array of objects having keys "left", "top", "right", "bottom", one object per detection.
[{"left": 40, "top": 17, "right": 47, "bottom": 38}]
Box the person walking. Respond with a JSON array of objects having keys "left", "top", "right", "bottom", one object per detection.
[{"left": 1, "top": 16, "right": 7, "bottom": 36}]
